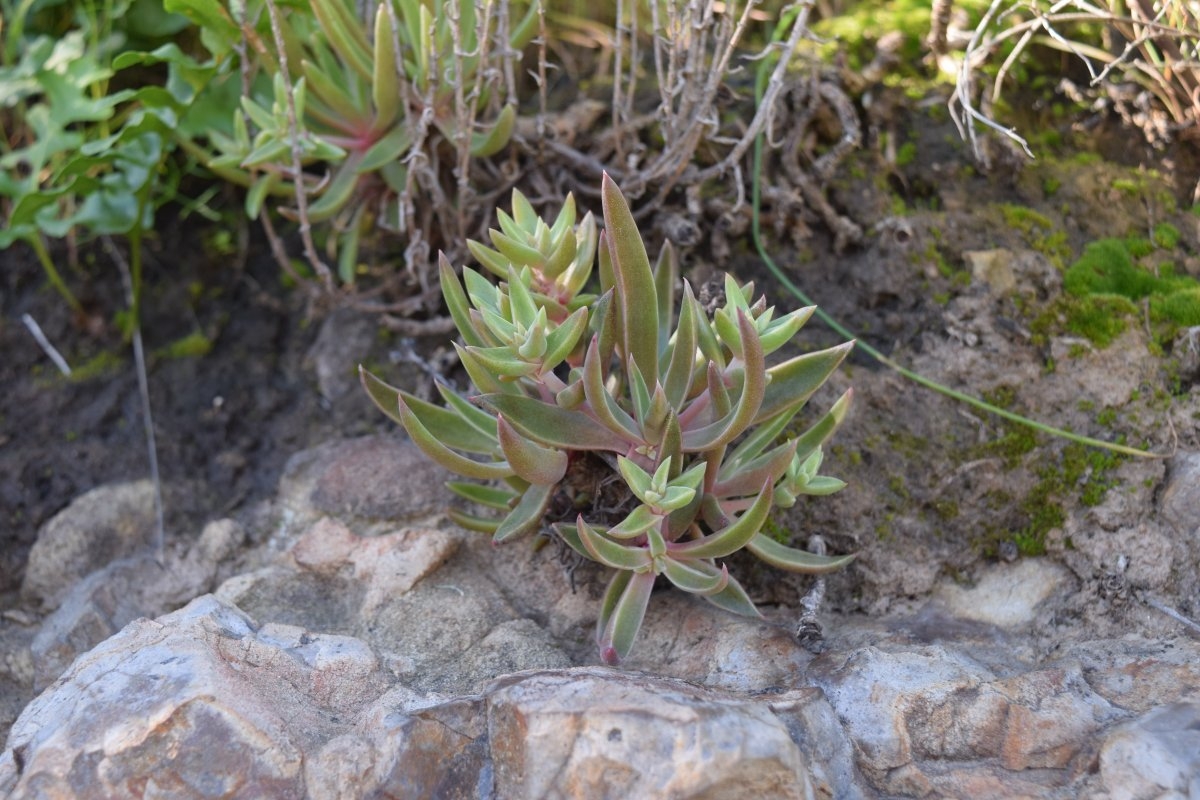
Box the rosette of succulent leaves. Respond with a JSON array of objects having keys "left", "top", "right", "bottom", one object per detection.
[{"left": 362, "top": 175, "right": 856, "bottom": 665}]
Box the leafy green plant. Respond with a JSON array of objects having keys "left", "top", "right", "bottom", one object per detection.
[
  {"left": 0, "top": 0, "right": 213, "bottom": 320},
  {"left": 172, "top": 0, "right": 537, "bottom": 287},
  {"left": 362, "top": 175, "right": 855, "bottom": 664}
]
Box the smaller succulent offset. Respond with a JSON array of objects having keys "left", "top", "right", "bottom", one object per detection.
[{"left": 362, "top": 175, "right": 855, "bottom": 664}]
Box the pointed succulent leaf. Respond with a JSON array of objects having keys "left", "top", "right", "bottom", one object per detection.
[
  {"left": 439, "top": 256, "right": 487, "bottom": 347},
  {"left": 517, "top": 311, "right": 548, "bottom": 361},
  {"left": 682, "top": 312, "right": 765, "bottom": 452},
  {"left": 446, "top": 508, "right": 501, "bottom": 533},
  {"left": 617, "top": 456, "right": 654, "bottom": 503},
  {"left": 489, "top": 228, "right": 543, "bottom": 270},
  {"left": 563, "top": 212, "right": 598, "bottom": 297},
  {"left": 757, "top": 341, "right": 854, "bottom": 423},
  {"left": 301, "top": 59, "right": 363, "bottom": 123},
  {"left": 663, "top": 283, "right": 700, "bottom": 408},
  {"left": 541, "top": 228, "right": 577, "bottom": 280},
  {"left": 713, "top": 439, "right": 799, "bottom": 498},
  {"left": 798, "top": 476, "right": 847, "bottom": 495},
  {"left": 307, "top": 157, "right": 362, "bottom": 221},
  {"left": 359, "top": 124, "right": 412, "bottom": 172},
  {"left": 595, "top": 568, "right": 631, "bottom": 650},
  {"left": 607, "top": 505, "right": 662, "bottom": 539},
  {"left": 506, "top": 266, "right": 539, "bottom": 326},
  {"left": 371, "top": 4, "right": 400, "bottom": 130},
  {"left": 653, "top": 241, "right": 678, "bottom": 355},
  {"left": 311, "top": 0, "right": 373, "bottom": 81},
  {"left": 599, "top": 570, "right": 655, "bottom": 665},
  {"left": 582, "top": 337, "right": 640, "bottom": 440},
  {"left": 725, "top": 403, "right": 801, "bottom": 468},
  {"left": 670, "top": 478, "right": 773, "bottom": 559},
  {"left": 492, "top": 483, "right": 554, "bottom": 542},
  {"left": 658, "top": 411, "right": 683, "bottom": 479},
  {"left": 541, "top": 306, "right": 589, "bottom": 371},
  {"left": 759, "top": 305, "right": 816, "bottom": 354},
  {"left": 746, "top": 534, "right": 857, "bottom": 573},
  {"left": 464, "top": 345, "right": 540, "bottom": 379},
  {"left": 577, "top": 516, "right": 653, "bottom": 571},
  {"left": 628, "top": 357, "right": 652, "bottom": 425},
  {"left": 497, "top": 415, "right": 568, "bottom": 486},
  {"left": 394, "top": 394, "right": 513, "bottom": 480},
  {"left": 702, "top": 573, "right": 762, "bottom": 618},
  {"left": 447, "top": 481, "right": 516, "bottom": 509},
  {"left": 361, "top": 367, "right": 494, "bottom": 453},
  {"left": 511, "top": 189, "right": 538, "bottom": 229},
  {"left": 455, "top": 344, "right": 521, "bottom": 395},
  {"left": 789, "top": 389, "right": 853, "bottom": 466},
  {"left": 555, "top": 379, "right": 586, "bottom": 409},
  {"left": 662, "top": 557, "right": 729, "bottom": 596},
  {"left": 463, "top": 263, "right": 503, "bottom": 313},
  {"left": 469, "top": 104, "right": 515, "bottom": 157},
  {"left": 496, "top": 208, "right": 525, "bottom": 242},
  {"left": 601, "top": 174, "right": 658, "bottom": 387},
  {"left": 552, "top": 520, "right": 590, "bottom": 560},
  {"left": 479, "top": 394, "right": 629, "bottom": 451},
  {"left": 466, "top": 238, "right": 511, "bottom": 278}
]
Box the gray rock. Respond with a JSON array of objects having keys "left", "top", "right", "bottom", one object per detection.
[
  {"left": 306, "top": 309, "right": 377, "bottom": 403},
  {"left": 0, "top": 595, "right": 388, "bottom": 799},
  {"left": 1098, "top": 701, "right": 1200, "bottom": 800},
  {"left": 28, "top": 518, "right": 243, "bottom": 692},
  {"left": 308, "top": 436, "right": 455, "bottom": 522},
  {"left": 934, "top": 559, "right": 1073, "bottom": 629},
  {"left": 486, "top": 668, "right": 816, "bottom": 800},
  {"left": 21, "top": 481, "right": 159, "bottom": 610},
  {"left": 1160, "top": 451, "right": 1200, "bottom": 536}
]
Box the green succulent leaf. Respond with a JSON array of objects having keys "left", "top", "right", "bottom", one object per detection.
[
  {"left": 541, "top": 306, "right": 589, "bottom": 371},
  {"left": 682, "top": 312, "right": 765, "bottom": 452},
  {"left": 372, "top": 4, "right": 400, "bottom": 131},
  {"left": 598, "top": 570, "right": 656, "bottom": 665},
  {"left": 670, "top": 478, "right": 773, "bottom": 560},
  {"left": 493, "top": 483, "right": 554, "bottom": 543},
  {"left": 478, "top": 394, "right": 629, "bottom": 451},
  {"left": 440, "top": 257, "right": 488, "bottom": 348},
  {"left": 582, "top": 337, "right": 641, "bottom": 440},
  {"left": 577, "top": 516, "right": 653, "bottom": 571},
  {"left": 608, "top": 505, "right": 663, "bottom": 539},
  {"left": 359, "top": 124, "right": 413, "bottom": 172},
  {"left": 395, "top": 394, "right": 513, "bottom": 480},
  {"left": 446, "top": 508, "right": 501, "bottom": 534},
  {"left": 663, "top": 283, "right": 701, "bottom": 408},
  {"left": 601, "top": 174, "right": 658, "bottom": 387},
  {"left": 470, "top": 104, "right": 515, "bottom": 157},
  {"left": 702, "top": 573, "right": 762, "bottom": 618},
  {"left": 447, "top": 481, "right": 516, "bottom": 509},
  {"left": 757, "top": 341, "right": 854, "bottom": 424},
  {"left": 745, "top": 534, "right": 857, "bottom": 574},
  {"left": 497, "top": 415, "right": 568, "bottom": 486},
  {"left": 653, "top": 241, "right": 678, "bottom": 355},
  {"left": 312, "top": 0, "right": 374, "bottom": 81},
  {"left": 713, "top": 439, "right": 799, "bottom": 499},
  {"left": 662, "top": 557, "right": 729, "bottom": 596}
]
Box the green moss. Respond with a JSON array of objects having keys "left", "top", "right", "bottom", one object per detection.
[
  {"left": 68, "top": 351, "right": 124, "bottom": 382},
  {"left": 1042, "top": 176, "right": 1061, "bottom": 196},
  {"left": 998, "top": 203, "right": 1070, "bottom": 267},
  {"left": 1062, "top": 238, "right": 1200, "bottom": 339},
  {"left": 895, "top": 141, "right": 917, "bottom": 167},
  {"left": 154, "top": 332, "right": 213, "bottom": 360},
  {"left": 1111, "top": 178, "right": 1141, "bottom": 196},
  {"left": 1153, "top": 222, "right": 1181, "bottom": 248}
]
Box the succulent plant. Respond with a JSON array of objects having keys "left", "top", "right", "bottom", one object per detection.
[
  {"left": 362, "top": 174, "right": 855, "bottom": 664},
  {"left": 185, "top": 0, "right": 536, "bottom": 283}
]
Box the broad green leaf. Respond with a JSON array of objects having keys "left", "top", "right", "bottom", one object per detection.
[
  {"left": 601, "top": 173, "right": 658, "bottom": 386},
  {"left": 745, "top": 534, "right": 857, "bottom": 573}
]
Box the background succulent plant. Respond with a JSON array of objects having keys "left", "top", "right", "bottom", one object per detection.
[
  {"left": 177, "top": 0, "right": 536, "bottom": 285},
  {"left": 363, "top": 174, "right": 855, "bottom": 664}
]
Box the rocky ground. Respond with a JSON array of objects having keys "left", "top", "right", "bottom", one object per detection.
[{"left": 2, "top": 91, "right": 1200, "bottom": 797}]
